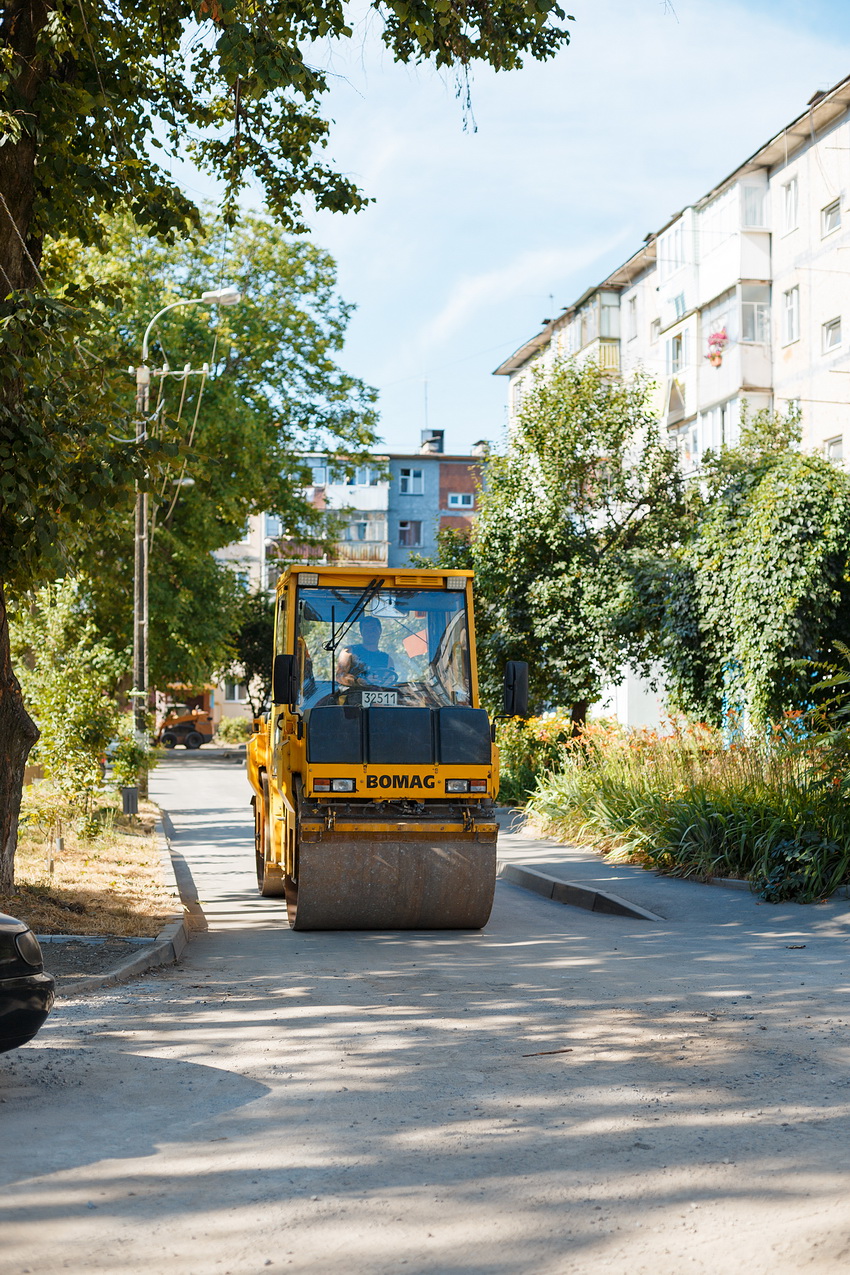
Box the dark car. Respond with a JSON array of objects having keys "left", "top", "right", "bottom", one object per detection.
[{"left": 0, "top": 912, "right": 54, "bottom": 1053}]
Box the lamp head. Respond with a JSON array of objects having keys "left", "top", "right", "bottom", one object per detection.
[{"left": 201, "top": 287, "right": 241, "bottom": 306}]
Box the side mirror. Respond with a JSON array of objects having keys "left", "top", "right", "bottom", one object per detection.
[
  {"left": 503, "top": 660, "right": 529, "bottom": 719},
  {"left": 273, "top": 653, "right": 298, "bottom": 707}
]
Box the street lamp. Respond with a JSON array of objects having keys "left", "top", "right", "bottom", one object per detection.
[{"left": 131, "top": 287, "right": 241, "bottom": 788}]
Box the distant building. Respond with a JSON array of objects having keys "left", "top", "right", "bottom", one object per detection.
[{"left": 211, "top": 432, "right": 488, "bottom": 721}]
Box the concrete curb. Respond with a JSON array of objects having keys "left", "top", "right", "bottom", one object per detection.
[
  {"left": 57, "top": 823, "right": 190, "bottom": 998},
  {"left": 497, "top": 861, "right": 662, "bottom": 922}
]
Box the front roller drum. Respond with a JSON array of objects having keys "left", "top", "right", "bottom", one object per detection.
[{"left": 285, "top": 834, "right": 497, "bottom": 931}]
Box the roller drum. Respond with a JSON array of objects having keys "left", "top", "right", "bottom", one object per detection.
[{"left": 285, "top": 832, "right": 497, "bottom": 930}]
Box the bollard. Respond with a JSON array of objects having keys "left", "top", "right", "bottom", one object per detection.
[{"left": 121, "top": 785, "right": 139, "bottom": 816}]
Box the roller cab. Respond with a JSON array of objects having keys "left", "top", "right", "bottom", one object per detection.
[{"left": 248, "top": 565, "right": 526, "bottom": 930}]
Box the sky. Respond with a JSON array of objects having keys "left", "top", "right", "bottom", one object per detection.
[{"left": 171, "top": 0, "right": 850, "bottom": 454}]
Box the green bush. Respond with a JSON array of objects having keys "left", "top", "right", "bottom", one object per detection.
[
  {"left": 217, "top": 715, "right": 251, "bottom": 743},
  {"left": 526, "top": 720, "right": 850, "bottom": 903},
  {"left": 496, "top": 711, "right": 575, "bottom": 804}
]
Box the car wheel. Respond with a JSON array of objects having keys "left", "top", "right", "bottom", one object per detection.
[
  {"left": 161, "top": 732, "right": 177, "bottom": 749},
  {"left": 185, "top": 731, "right": 203, "bottom": 749}
]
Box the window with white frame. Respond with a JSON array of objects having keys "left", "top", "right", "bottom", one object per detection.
[
  {"left": 344, "top": 520, "right": 368, "bottom": 542},
  {"left": 628, "top": 296, "right": 638, "bottom": 340},
  {"left": 823, "top": 316, "right": 842, "bottom": 352},
  {"left": 666, "top": 331, "right": 689, "bottom": 374},
  {"left": 742, "top": 186, "right": 767, "bottom": 228},
  {"left": 826, "top": 436, "right": 843, "bottom": 462},
  {"left": 399, "top": 467, "right": 424, "bottom": 495},
  {"left": 353, "top": 466, "right": 379, "bottom": 487},
  {"left": 782, "top": 177, "right": 798, "bottom": 233},
  {"left": 310, "top": 464, "right": 327, "bottom": 486},
  {"left": 741, "top": 284, "right": 770, "bottom": 343},
  {"left": 447, "top": 492, "right": 474, "bottom": 509},
  {"left": 224, "top": 680, "right": 247, "bottom": 702},
  {"left": 650, "top": 318, "right": 660, "bottom": 344},
  {"left": 783, "top": 287, "right": 800, "bottom": 344},
  {"left": 673, "top": 292, "right": 686, "bottom": 320},
  {"left": 660, "top": 222, "right": 685, "bottom": 280},
  {"left": 822, "top": 199, "right": 841, "bottom": 237},
  {"left": 599, "top": 293, "right": 620, "bottom": 338},
  {"left": 398, "top": 520, "right": 422, "bottom": 547}
]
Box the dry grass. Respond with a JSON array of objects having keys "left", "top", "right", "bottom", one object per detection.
[{"left": 0, "top": 789, "right": 177, "bottom": 937}]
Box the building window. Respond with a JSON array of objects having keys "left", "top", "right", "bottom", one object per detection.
[
  {"left": 783, "top": 287, "right": 800, "bottom": 344},
  {"left": 599, "top": 293, "right": 620, "bottom": 338},
  {"left": 628, "top": 296, "right": 638, "bottom": 340},
  {"left": 782, "top": 177, "right": 798, "bottom": 232},
  {"left": 650, "top": 318, "right": 660, "bottom": 344},
  {"left": 398, "top": 520, "right": 422, "bottom": 547},
  {"left": 823, "top": 317, "right": 842, "bottom": 352},
  {"left": 447, "top": 492, "right": 474, "bottom": 509},
  {"left": 673, "top": 292, "right": 686, "bottom": 320},
  {"left": 826, "top": 436, "right": 843, "bottom": 462},
  {"left": 667, "top": 332, "right": 688, "bottom": 374},
  {"left": 399, "top": 467, "right": 424, "bottom": 495},
  {"left": 310, "top": 464, "right": 327, "bottom": 486},
  {"left": 224, "top": 680, "right": 247, "bottom": 702},
  {"left": 741, "top": 284, "right": 770, "bottom": 343},
  {"left": 353, "top": 466, "right": 379, "bottom": 487},
  {"left": 742, "top": 186, "right": 766, "bottom": 228},
  {"left": 822, "top": 199, "right": 841, "bottom": 237},
  {"left": 344, "top": 520, "right": 368, "bottom": 542}
]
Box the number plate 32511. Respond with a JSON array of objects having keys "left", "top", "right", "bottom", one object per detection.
[{"left": 362, "top": 691, "right": 398, "bottom": 707}]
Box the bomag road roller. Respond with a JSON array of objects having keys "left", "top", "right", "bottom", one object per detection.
[{"left": 247, "top": 564, "right": 528, "bottom": 930}]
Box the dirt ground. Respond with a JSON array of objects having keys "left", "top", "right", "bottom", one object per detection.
[{"left": 1, "top": 788, "right": 176, "bottom": 936}]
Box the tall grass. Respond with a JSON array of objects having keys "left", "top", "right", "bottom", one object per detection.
[{"left": 524, "top": 720, "right": 850, "bottom": 903}]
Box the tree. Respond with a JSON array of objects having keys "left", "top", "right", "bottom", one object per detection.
[
  {"left": 471, "top": 358, "right": 684, "bottom": 722},
  {"left": 0, "top": 0, "right": 574, "bottom": 889},
  {"left": 226, "top": 589, "right": 275, "bottom": 717},
  {"left": 50, "top": 212, "right": 378, "bottom": 688},
  {"left": 660, "top": 406, "right": 850, "bottom": 728},
  {"left": 10, "top": 579, "right": 121, "bottom": 807}
]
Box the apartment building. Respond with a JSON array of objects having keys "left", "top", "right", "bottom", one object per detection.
[
  {"left": 497, "top": 73, "right": 850, "bottom": 473},
  {"left": 494, "top": 74, "right": 850, "bottom": 726}
]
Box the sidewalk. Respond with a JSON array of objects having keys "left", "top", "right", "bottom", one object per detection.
[{"left": 495, "top": 807, "right": 850, "bottom": 935}]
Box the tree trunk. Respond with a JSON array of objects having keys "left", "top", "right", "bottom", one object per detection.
[
  {"left": 0, "top": 2, "right": 53, "bottom": 889},
  {"left": 570, "top": 700, "right": 588, "bottom": 737},
  {"left": 0, "top": 582, "right": 39, "bottom": 891},
  {"left": 0, "top": 2, "right": 51, "bottom": 292}
]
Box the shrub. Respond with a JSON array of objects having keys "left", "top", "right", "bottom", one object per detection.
[
  {"left": 526, "top": 720, "right": 850, "bottom": 902},
  {"left": 217, "top": 716, "right": 251, "bottom": 744},
  {"left": 496, "top": 711, "right": 575, "bottom": 804}
]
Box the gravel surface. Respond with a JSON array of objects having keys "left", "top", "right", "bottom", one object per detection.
[{"left": 39, "top": 936, "right": 153, "bottom": 983}]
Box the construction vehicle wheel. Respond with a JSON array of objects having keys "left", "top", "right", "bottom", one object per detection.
[
  {"left": 161, "top": 732, "right": 177, "bottom": 749},
  {"left": 284, "top": 833, "right": 497, "bottom": 931},
  {"left": 257, "top": 774, "right": 286, "bottom": 897},
  {"left": 185, "top": 731, "right": 203, "bottom": 750}
]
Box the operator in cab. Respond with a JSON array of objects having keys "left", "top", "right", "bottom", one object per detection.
[{"left": 336, "top": 615, "right": 397, "bottom": 687}]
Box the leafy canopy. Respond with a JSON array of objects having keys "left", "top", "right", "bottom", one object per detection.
[
  {"left": 470, "top": 357, "right": 684, "bottom": 716},
  {"left": 660, "top": 405, "right": 850, "bottom": 728},
  {"left": 47, "top": 211, "right": 378, "bottom": 687}
]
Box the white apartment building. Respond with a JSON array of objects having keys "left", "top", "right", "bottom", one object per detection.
[
  {"left": 494, "top": 73, "right": 850, "bottom": 725},
  {"left": 498, "top": 73, "right": 850, "bottom": 476}
]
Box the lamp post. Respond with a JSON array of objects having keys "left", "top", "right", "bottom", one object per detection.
[{"left": 131, "top": 286, "right": 241, "bottom": 789}]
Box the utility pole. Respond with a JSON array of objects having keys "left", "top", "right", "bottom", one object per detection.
[
  {"left": 130, "top": 287, "right": 240, "bottom": 796},
  {"left": 133, "top": 363, "right": 151, "bottom": 798}
]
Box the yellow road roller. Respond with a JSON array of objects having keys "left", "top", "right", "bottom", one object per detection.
[{"left": 247, "top": 564, "right": 528, "bottom": 930}]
